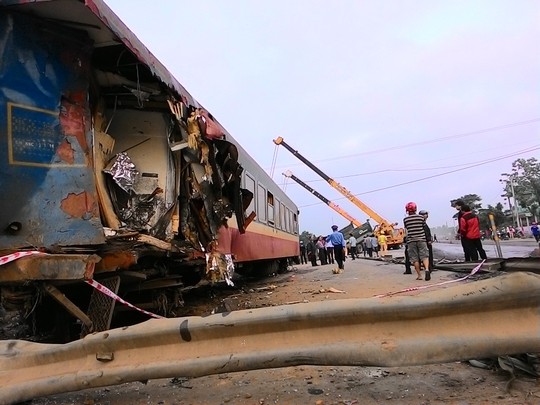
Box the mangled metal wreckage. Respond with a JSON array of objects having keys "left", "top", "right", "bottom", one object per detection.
[{"left": 0, "top": 0, "right": 299, "bottom": 342}]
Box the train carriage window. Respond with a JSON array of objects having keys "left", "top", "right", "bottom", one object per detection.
[
  {"left": 257, "top": 185, "right": 267, "bottom": 223},
  {"left": 285, "top": 207, "right": 290, "bottom": 233},
  {"left": 293, "top": 212, "right": 298, "bottom": 234},
  {"left": 266, "top": 190, "right": 274, "bottom": 224},
  {"left": 244, "top": 173, "right": 256, "bottom": 217},
  {"left": 280, "top": 202, "right": 286, "bottom": 231},
  {"left": 275, "top": 197, "right": 280, "bottom": 229},
  {"left": 275, "top": 198, "right": 281, "bottom": 229},
  {"left": 288, "top": 209, "right": 293, "bottom": 233}
]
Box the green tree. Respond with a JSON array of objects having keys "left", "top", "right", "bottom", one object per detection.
[
  {"left": 493, "top": 202, "right": 510, "bottom": 226},
  {"left": 449, "top": 194, "right": 483, "bottom": 210},
  {"left": 501, "top": 157, "right": 540, "bottom": 221},
  {"left": 478, "top": 203, "right": 508, "bottom": 231},
  {"left": 299, "top": 230, "right": 313, "bottom": 244}
]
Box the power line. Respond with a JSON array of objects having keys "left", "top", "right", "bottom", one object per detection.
[
  {"left": 300, "top": 140, "right": 539, "bottom": 182},
  {"left": 269, "top": 143, "right": 279, "bottom": 179},
  {"left": 297, "top": 145, "right": 540, "bottom": 208},
  {"left": 270, "top": 117, "right": 540, "bottom": 171}
]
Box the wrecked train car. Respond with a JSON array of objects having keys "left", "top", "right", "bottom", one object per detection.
[{"left": 0, "top": 0, "right": 299, "bottom": 342}]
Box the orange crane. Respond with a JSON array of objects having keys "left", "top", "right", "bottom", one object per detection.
[
  {"left": 274, "top": 137, "right": 405, "bottom": 248},
  {"left": 283, "top": 170, "right": 362, "bottom": 227},
  {"left": 283, "top": 170, "right": 373, "bottom": 241}
]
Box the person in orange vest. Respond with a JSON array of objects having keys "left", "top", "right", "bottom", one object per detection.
[{"left": 377, "top": 233, "right": 388, "bottom": 254}]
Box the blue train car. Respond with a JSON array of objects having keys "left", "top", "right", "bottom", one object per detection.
[{"left": 0, "top": 0, "right": 299, "bottom": 342}]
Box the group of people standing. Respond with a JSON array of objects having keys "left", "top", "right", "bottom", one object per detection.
[
  {"left": 299, "top": 228, "right": 391, "bottom": 268},
  {"left": 402, "top": 200, "right": 488, "bottom": 281},
  {"left": 361, "top": 234, "right": 391, "bottom": 257},
  {"left": 346, "top": 232, "right": 388, "bottom": 259},
  {"left": 299, "top": 201, "right": 491, "bottom": 281},
  {"left": 453, "top": 200, "right": 487, "bottom": 261},
  {"left": 299, "top": 225, "right": 347, "bottom": 270}
]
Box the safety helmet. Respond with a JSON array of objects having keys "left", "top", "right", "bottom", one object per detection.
[{"left": 405, "top": 202, "right": 417, "bottom": 213}]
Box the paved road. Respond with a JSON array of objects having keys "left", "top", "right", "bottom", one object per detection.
[
  {"left": 373, "top": 238, "right": 538, "bottom": 262},
  {"left": 432, "top": 239, "right": 538, "bottom": 260}
]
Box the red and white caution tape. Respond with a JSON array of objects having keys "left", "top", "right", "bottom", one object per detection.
[
  {"left": 1, "top": 250, "right": 164, "bottom": 320},
  {"left": 85, "top": 279, "right": 165, "bottom": 319},
  {"left": 374, "top": 260, "right": 486, "bottom": 298},
  {"left": 0, "top": 250, "right": 44, "bottom": 266}
]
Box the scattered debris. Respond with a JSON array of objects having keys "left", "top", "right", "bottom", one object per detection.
[
  {"left": 314, "top": 287, "right": 345, "bottom": 294},
  {"left": 307, "top": 387, "right": 324, "bottom": 395},
  {"left": 255, "top": 285, "right": 277, "bottom": 292},
  {"left": 326, "top": 287, "right": 346, "bottom": 294}
]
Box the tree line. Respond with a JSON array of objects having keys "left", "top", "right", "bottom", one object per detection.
[{"left": 450, "top": 157, "right": 539, "bottom": 231}]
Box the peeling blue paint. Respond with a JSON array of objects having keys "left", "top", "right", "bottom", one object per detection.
[{"left": 0, "top": 12, "right": 105, "bottom": 249}]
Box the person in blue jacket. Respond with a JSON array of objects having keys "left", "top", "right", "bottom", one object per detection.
[{"left": 326, "top": 225, "right": 346, "bottom": 270}]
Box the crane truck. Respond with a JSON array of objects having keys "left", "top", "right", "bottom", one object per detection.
[{"left": 275, "top": 137, "right": 404, "bottom": 249}]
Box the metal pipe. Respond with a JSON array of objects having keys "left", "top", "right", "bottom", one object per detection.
[{"left": 488, "top": 213, "right": 503, "bottom": 258}]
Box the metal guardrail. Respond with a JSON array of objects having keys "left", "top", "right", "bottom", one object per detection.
[{"left": 1, "top": 272, "right": 540, "bottom": 404}]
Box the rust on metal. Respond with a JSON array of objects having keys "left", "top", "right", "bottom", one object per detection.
[
  {"left": 56, "top": 139, "right": 75, "bottom": 164},
  {"left": 60, "top": 191, "right": 98, "bottom": 219},
  {"left": 0, "top": 254, "right": 100, "bottom": 283}
]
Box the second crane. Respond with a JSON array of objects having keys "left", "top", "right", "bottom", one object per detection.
[{"left": 274, "top": 137, "right": 404, "bottom": 249}]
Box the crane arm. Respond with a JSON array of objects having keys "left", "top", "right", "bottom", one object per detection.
[
  {"left": 284, "top": 171, "right": 361, "bottom": 227},
  {"left": 327, "top": 179, "right": 390, "bottom": 226},
  {"left": 275, "top": 137, "right": 389, "bottom": 226}
]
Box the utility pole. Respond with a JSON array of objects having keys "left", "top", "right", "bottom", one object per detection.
[
  {"left": 501, "top": 174, "right": 521, "bottom": 229},
  {"left": 509, "top": 174, "right": 521, "bottom": 228}
]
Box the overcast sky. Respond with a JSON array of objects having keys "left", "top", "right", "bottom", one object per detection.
[{"left": 106, "top": 0, "right": 539, "bottom": 236}]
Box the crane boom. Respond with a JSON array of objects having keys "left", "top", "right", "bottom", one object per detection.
[
  {"left": 274, "top": 137, "right": 404, "bottom": 248},
  {"left": 283, "top": 171, "right": 362, "bottom": 227},
  {"left": 274, "top": 137, "right": 388, "bottom": 224}
]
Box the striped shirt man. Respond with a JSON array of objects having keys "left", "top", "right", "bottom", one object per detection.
[{"left": 403, "top": 214, "right": 427, "bottom": 242}]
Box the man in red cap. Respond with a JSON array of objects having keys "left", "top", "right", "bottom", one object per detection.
[{"left": 403, "top": 202, "right": 431, "bottom": 281}]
